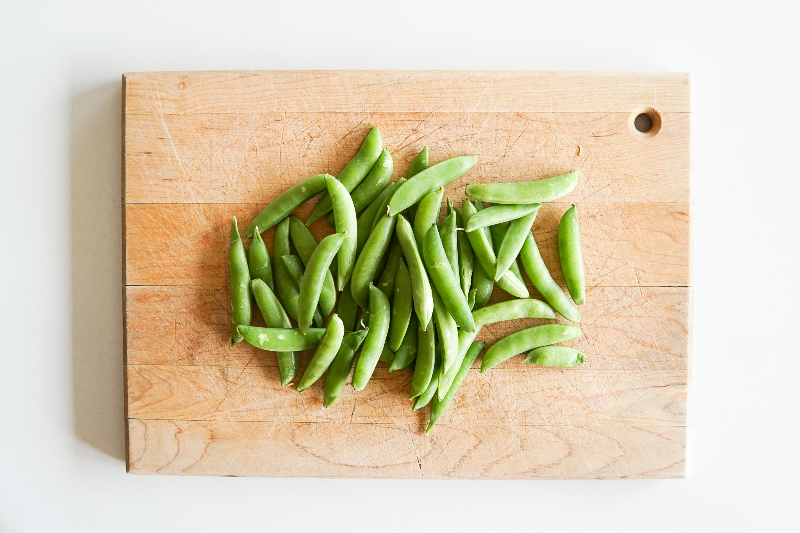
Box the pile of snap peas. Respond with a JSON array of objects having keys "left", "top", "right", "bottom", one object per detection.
[{"left": 230, "top": 126, "right": 587, "bottom": 433}]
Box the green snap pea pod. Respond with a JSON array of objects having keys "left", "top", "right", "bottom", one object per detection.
[
  {"left": 388, "top": 258, "right": 413, "bottom": 351},
  {"left": 230, "top": 217, "right": 252, "bottom": 345},
  {"left": 413, "top": 345, "right": 441, "bottom": 410},
  {"left": 337, "top": 281, "right": 359, "bottom": 332},
  {"left": 247, "top": 226, "right": 273, "bottom": 291},
  {"left": 251, "top": 279, "right": 298, "bottom": 386},
  {"left": 298, "top": 233, "right": 346, "bottom": 334},
  {"left": 423, "top": 226, "right": 475, "bottom": 331},
  {"left": 356, "top": 181, "right": 399, "bottom": 254},
  {"left": 273, "top": 218, "right": 300, "bottom": 321},
  {"left": 350, "top": 148, "right": 394, "bottom": 212},
  {"left": 410, "top": 322, "right": 436, "bottom": 399},
  {"left": 558, "top": 205, "right": 585, "bottom": 305},
  {"left": 238, "top": 326, "right": 326, "bottom": 351},
  {"left": 461, "top": 200, "right": 497, "bottom": 279},
  {"left": 388, "top": 155, "right": 478, "bottom": 216},
  {"left": 438, "top": 327, "right": 480, "bottom": 400},
  {"left": 395, "top": 214, "right": 434, "bottom": 330},
  {"left": 376, "top": 240, "right": 403, "bottom": 302},
  {"left": 280, "top": 255, "right": 325, "bottom": 328},
  {"left": 439, "top": 209, "right": 459, "bottom": 277},
  {"left": 288, "top": 216, "right": 337, "bottom": 316},
  {"left": 245, "top": 173, "right": 329, "bottom": 238},
  {"left": 525, "top": 345, "right": 585, "bottom": 367},
  {"left": 427, "top": 341, "right": 485, "bottom": 433},
  {"left": 467, "top": 288, "right": 477, "bottom": 310},
  {"left": 488, "top": 221, "right": 530, "bottom": 299},
  {"left": 455, "top": 205, "right": 473, "bottom": 297},
  {"left": 431, "top": 285, "right": 459, "bottom": 374},
  {"left": 372, "top": 177, "right": 407, "bottom": 230},
  {"left": 413, "top": 187, "right": 444, "bottom": 250},
  {"left": 408, "top": 146, "right": 429, "bottom": 178},
  {"left": 326, "top": 176, "right": 358, "bottom": 290},
  {"left": 352, "top": 285, "right": 391, "bottom": 390},
  {"left": 496, "top": 208, "right": 539, "bottom": 282},
  {"left": 296, "top": 315, "right": 345, "bottom": 392},
  {"left": 520, "top": 234, "right": 581, "bottom": 322},
  {"left": 351, "top": 215, "right": 397, "bottom": 309},
  {"left": 481, "top": 324, "right": 581, "bottom": 372},
  {"left": 379, "top": 345, "right": 394, "bottom": 364},
  {"left": 472, "top": 298, "right": 556, "bottom": 327},
  {"left": 307, "top": 127, "right": 383, "bottom": 224},
  {"left": 471, "top": 261, "right": 494, "bottom": 310},
  {"left": 465, "top": 171, "right": 580, "bottom": 205},
  {"left": 464, "top": 203, "right": 540, "bottom": 233},
  {"left": 323, "top": 329, "right": 369, "bottom": 407},
  {"left": 389, "top": 314, "right": 418, "bottom": 371}
]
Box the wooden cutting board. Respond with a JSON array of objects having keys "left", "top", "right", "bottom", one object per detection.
[{"left": 123, "top": 71, "right": 690, "bottom": 478}]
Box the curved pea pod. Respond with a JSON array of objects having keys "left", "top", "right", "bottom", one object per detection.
[
  {"left": 558, "top": 204, "right": 585, "bottom": 305},
  {"left": 388, "top": 258, "right": 413, "bottom": 351},
  {"left": 251, "top": 279, "right": 298, "bottom": 386},
  {"left": 467, "top": 288, "right": 477, "bottom": 310},
  {"left": 423, "top": 225, "right": 475, "bottom": 331},
  {"left": 431, "top": 286, "right": 459, "bottom": 375},
  {"left": 390, "top": 314, "right": 418, "bottom": 371},
  {"left": 307, "top": 127, "right": 383, "bottom": 224},
  {"left": 427, "top": 341, "right": 485, "bottom": 433},
  {"left": 245, "top": 173, "right": 329, "bottom": 238},
  {"left": 356, "top": 181, "right": 399, "bottom": 254},
  {"left": 247, "top": 226, "right": 273, "bottom": 290},
  {"left": 413, "top": 187, "right": 444, "bottom": 250},
  {"left": 408, "top": 146, "right": 429, "bottom": 178},
  {"left": 376, "top": 240, "right": 403, "bottom": 302},
  {"left": 288, "top": 216, "right": 337, "bottom": 316},
  {"left": 388, "top": 155, "right": 478, "bottom": 216},
  {"left": 238, "top": 326, "right": 326, "bottom": 351},
  {"left": 495, "top": 270, "right": 529, "bottom": 299},
  {"left": 395, "top": 214, "right": 434, "bottom": 330},
  {"left": 455, "top": 205, "right": 474, "bottom": 297},
  {"left": 337, "top": 281, "right": 359, "bottom": 332},
  {"left": 439, "top": 209, "right": 459, "bottom": 277},
  {"left": 461, "top": 200, "right": 497, "bottom": 279},
  {"left": 280, "top": 254, "right": 325, "bottom": 328},
  {"left": 465, "top": 171, "right": 579, "bottom": 205},
  {"left": 410, "top": 320, "right": 436, "bottom": 399},
  {"left": 471, "top": 261, "right": 494, "bottom": 310},
  {"left": 378, "top": 345, "right": 394, "bottom": 364},
  {"left": 488, "top": 221, "right": 529, "bottom": 298},
  {"left": 298, "top": 233, "right": 346, "bottom": 334},
  {"left": 496, "top": 207, "right": 540, "bottom": 281},
  {"left": 464, "top": 203, "right": 541, "bottom": 233},
  {"left": 350, "top": 148, "right": 394, "bottom": 212},
  {"left": 272, "top": 218, "right": 300, "bottom": 321},
  {"left": 525, "top": 346, "right": 585, "bottom": 367},
  {"left": 438, "top": 327, "right": 480, "bottom": 400},
  {"left": 323, "top": 329, "right": 369, "bottom": 407},
  {"left": 296, "top": 315, "right": 345, "bottom": 392},
  {"left": 519, "top": 233, "right": 581, "bottom": 323},
  {"left": 229, "top": 217, "right": 252, "bottom": 345},
  {"left": 352, "top": 285, "right": 391, "bottom": 390},
  {"left": 372, "top": 177, "right": 407, "bottom": 230},
  {"left": 412, "top": 355, "right": 441, "bottom": 411},
  {"left": 472, "top": 298, "right": 556, "bottom": 327},
  {"left": 326, "top": 176, "right": 358, "bottom": 290},
  {"left": 351, "top": 215, "right": 397, "bottom": 309},
  {"left": 481, "top": 324, "right": 581, "bottom": 372}
]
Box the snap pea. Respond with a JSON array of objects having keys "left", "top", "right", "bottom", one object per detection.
[
  {"left": 427, "top": 341, "right": 485, "bottom": 433},
  {"left": 481, "top": 324, "right": 581, "bottom": 372},
  {"left": 325, "top": 176, "right": 357, "bottom": 290},
  {"left": 487, "top": 221, "right": 530, "bottom": 298},
  {"left": 323, "top": 329, "right": 369, "bottom": 407},
  {"left": 351, "top": 214, "right": 397, "bottom": 309},
  {"left": 455, "top": 205, "right": 473, "bottom": 297},
  {"left": 389, "top": 314, "right": 418, "bottom": 371},
  {"left": 465, "top": 203, "right": 541, "bottom": 233},
  {"left": 388, "top": 155, "right": 478, "bottom": 216},
  {"left": 273, "top": 218, "right": 300, "bottom": 322},
  {"left": 439, "top": 209, "right": 459, "bottom": 277},
  {"left": 431, "top": 285, "right": 459, "bottom": 374},
  {"left": 247, "top": 226, "right": 273, "bottom": 291},
  {"left": 413, "top": 187, "right": 444, "bottom": 250},
  {"left": 379, "top": 345, "right": 394, "bottom": 364},
  {"left": 410, "top": 322, "right": 436, "bottom": 399},
  {"left": 467, "top": 288, "right": 477, "bottom": 310},
  {"left": 352, "top": 285, "right": 391, "bottom": 390},
  {"left": 388, "top": 258, "right": 413, "bottom": 351},
  {"left": 413, "top": 345, "right": 441, "bottom": 410},
  {"left": 525, "top": 346, "right": 585, "bottom": 367},
  {"left": 496, "top": 208, "right": 539, "bottom": 281},
  {"left": 519, "top": 233, "right": 581, "bottom": 322},
  {"left": 350, "top": 148, "right": 394, "bottom": 213},
  {"left": 376, "top": 240, "right": 403, "bottom": 302},
  {"left": 245, "top": 173, "right": 329, "bottom": 238},
  {"left": 280, "top": 254, "right": 325, "bottom": 328},
  {"left": 337, "top": 281, "right": 359, "bottom": 332},
  {"left": 229, "top": 217, "right": 252, "bottom": 345},
  {"left": 307, "top": 127, "right": 383, "bottom": 224},
  {"left": 423, "top": 225, "right": 475, "bottom": 331},
  {"left": 238, "top": 326, "right": 326, "bottom": 351},
  {"left": 465, "top": 171, "right": 580, "bottom": 205},
  {"left": 408, "top": 146, "right": 429, "bottom": 178},
  {"left": 288, "top": 216, "right": 336, "bottom": 316},
  {"left": 298, "top": 232, "right": 345, "bottom": 334},
  {"left": 372, "top": 178, "right": 407, "bottom": 230},
  {"left": 472, "top": 298, "right": 556, "bottom": 327},
  {"left": 395, "top": 214, "right": 434, "bottom": 330},
  {"left": 471, "top": 261, "right": 494, "bottom": 310},
  {"left": 251, "top": 279, "right": 298, "bottom": 386},
  {"left": 356, "top": 180, "right": 398, "bottom": 254},
  {"left": 558, "top": 205, "right": 585, "bottom": 305},
  {"left": 296, "top": 314, "right": 345, "bottom": 392},
  {"left": 438, "top": 328, "right": 480, "bottom": 399},
  {"left": 461, "top": 200, "right": 497, "bottom": 279}
]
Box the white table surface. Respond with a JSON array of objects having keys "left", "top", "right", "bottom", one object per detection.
[{"left": 1, "top": 1, "right": 798, "bottom": 531}]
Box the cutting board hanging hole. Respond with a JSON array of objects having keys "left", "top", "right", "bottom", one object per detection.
[{"left": 629, "top": 106, "right": 661, "bottom": 139}]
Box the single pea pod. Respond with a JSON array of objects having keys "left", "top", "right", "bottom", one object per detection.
[
  {"left": 323, "top": 329, "right": 369, "bottom": 407},
  {"left": 471, "top": 261, "right": 494, "bottom": 310},
  {"left": 427, "top": 341, "right": 485, "bottom": 433},
  {"left": 307, "top": 127, "right": 383, "bottom": 224},
  {"left": 251, "top": 279, "right": 298, "bottom": 386},
  {"left": 388, "top": 258, "right": 413, "bottom": 351},
  {"left": 465, "top": 203, "right": 541, "bottom": 233},
  {"left": 395, "top": 214, "right": 434, "bottom": 330},
  {"left": 408, "top": 146, "right": 429, "bottom": 178},
  {"left": 431, "top": 285, "right": 459, "bottom": 375},
  {"left": 245, "top": 173, "right": 329, "bottom": 238},
  {"left": 496, "top": 207, "right": 539, "bottom": 282},
  {"left": 288, "top": 216, "right": 337, "bottom": 316},
  {"left": 519, "top": 233, "right": 581, "bottom": 322},
  {"left": 388, "top": 155, "right": 478, "bottom": 216},
  {"left": 297, "top": 233, "right": 345, "bottom": 334},
  {"left": 465, "top": 171, "right": 580, "bottom": 205},
  {"left": 352, "top": 285, "right": 391, "bottom": 390},
  {"left": 486, "top": 221, "right": 530, "bottom": 298},
  {"left": 472, "top": 298, "right": 556, "bottom": 327},
  {"left": 356, "top": 180, "right": 399, "bottom": 254},
  {"left": 376, "top": 240, "right": 403, "bottom": 302},
  {"left": 525, "top": 345, "right": 585, "bottom": 367},
  {"left": 296, "top": 314, "right": 345, "bottom": 392},
  {"left": 389, "top": 314, "right": 418, "bottom": 371},
  {"left": 349, "top": 148, "right": 394, "bottom": 213},
  {"left": 248, "top": 226, "right": 273, "bottom": 291},
  {"left": 280, "top": 254, "right": 325, "bottom": 328},
  {"left": 467, "top": 288, "right": 477, "bottom": 310},
  {"left": 423, "top": 225, "right": 475, "bottom": 331},
  {"left": 461, "top": 200, "right": 497, "bottom": 279},
  {"left": 439, "top": 209, "right": 459, "bottom": 277},
  {"left": 371, "top": 177, "right": 407, "bottom": 230},
  {"left": 351, "top": 215, "right": 397, "bottom": 309},
  {"left": 413, "top": 187, "right": 444, "bottom": 250},
  {"left": 438, "top": 327, "right": 480, "bottom": 400},
  {"left": 230, "top": 217, "right": 252, "bottom": 345},
  {"left": 238, "top": 326, "right": 326, "bottom": 351},
  {"left": 378, "top": 345, "right": 394, "bottom": 364},
  {"left": 326, "top": 176, "right": 358, "bottom": 290},
  {"left": 412, "top": 348, "right": 441, "bottom": 410},
  {"left": 337, "top": 281, "right": 359, "bottom": 332},
  {"left": 481, "top": 323, "right": 581, "bottom": 372},
  {"left": 455, "top": 205, "right": 473, "bottom": 297},
  {"left": 273, "top": 217, "right": 300, "bottom": 321},
  {"left": 410, "top": 320, "right": 436, "bottom": 399},
  {"left": 558, "top": 204, "right": 585, "bottom": 305}
]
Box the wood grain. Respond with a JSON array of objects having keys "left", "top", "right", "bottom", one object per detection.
[{"left": 123, "top": 70, "right": 691, "bottom": 478}]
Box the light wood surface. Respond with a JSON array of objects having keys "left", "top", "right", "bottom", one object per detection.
[{"left": 123, "top": 70, "right": 691, "bottom": 478}]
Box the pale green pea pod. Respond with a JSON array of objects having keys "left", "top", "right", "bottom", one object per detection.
[
  {"left": 230, "top": 217, "right": 252, "bottom": 345},
  {"left": 438, "top": 327, "right": 480, "bottom": 400},
  {"left": 280, "top": 254, "right": 325, "bottom": 328},
  {"left": 297, "top": 233, "right": 346, "bottom": 334},
  {"left": 356, "top": 181, "right": 398, "bottom": 254},
  {"left": 388, "top": 155, "right": 478, "bottom": 216},
  {"left": 472, "top": 298, "right": 556, "bottom": 327},
  {"left": 372, "top": 177, "right": 407, "bottom": 230},
  {"left": 427, "top": 341, "right": 485, "bottom": 433},
  {"left": 250, "top": 279, "right": 298, "bottom": 386},
  {"left": 525, "top": 346, "right": 585, "bottom": 367},
  {"left": 465, "top": 171, "right": 579, "bottom": 205},
  {"left": 471, "top": 261, "right": 494, "bottom": 310},
  {"left": 410, "top": 320, "right": 436, "bottom": 399},
  {"left": 455, "top": 204, "right": 473, "bottom": 297},
  {"left": 488, "top": 221, "right": 529, "bottom": 298},
  {"left": 423, "top": 225, "right": 475, "bottom": 331},
  {"left": 296, "top": 315, "right": 345, "bottom": 392},
  {"left": 439, "top": 209, "right": 459, "bottom": 277},
  {"left": 481, "top": 324, "right": 581, "bottom": 372},
  {"left": 431, "top": 285, "right": 459, "bottom": 375},
  {"left": 272, "top": 218, "right": 300, "bottom": 321},
  {"left": 461, "top": 200, "right": 497, "bottom": 279},
  {"left": 496, "top": 207, "right": 539, "bottom": 281},
  {"left": 350, "top": 148, "right": 394, "bottom": 212},
  {"left": 326, "top": 176, "right": 358, "bottom": 290},
  {"left": 238, "top": 326, "right": 326, "bottom": 351},
  {"left": 245, "top": 173, "right": 329, "bottom": 238},
  {"left": 414, "top": 187, "right": 444, "bottom": 250},
  {"left": 288, "top": 216, "right": 337, "bottom": 316},
  {"left": 390, "top": 314, "right": 418, "bottom": 371},
  {"left": 248, "top": 226, "right": 273, "bottom": 291},
  {"left": 323, "top": 329, "right": 369, "bottom": 407},
  {"left": 408, "top": 146, "right": 429, "bottom": 178},
  {"left": 467, "top": 288, "right": 477, "bottom": 310},
  {"left": 412, "top": 347, "right": 441, "bottom": 410},
  {"left": 351, "top": 215, "right": 397, "bottom": 309},
  {"left": 558, "top": 204, "right": 585, "bottom": 305},
  {"left": 337, "top": 281, "right": 359, "bottom": 332},
  {"left": 388, "top": 258, "right": 413, "bottom": 351},
  {"left": 519, "top": 233, "right": 581, "bottom": 323},
  {"left": 352, "top": 285, "right": 391, "bottom": 390},
  {"left": 376, "top": 240, "right": 403, "bottom": 302},
  {"left": 395, "top": 214, "right": 434, "bottom": 330},
  {"left": 464, "top": 203, "right": 541, "bottom": 233}
]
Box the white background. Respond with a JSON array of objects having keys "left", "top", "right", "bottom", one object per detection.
[{"left": 1, "top": 0, "right": 798, "bottom": 531}]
